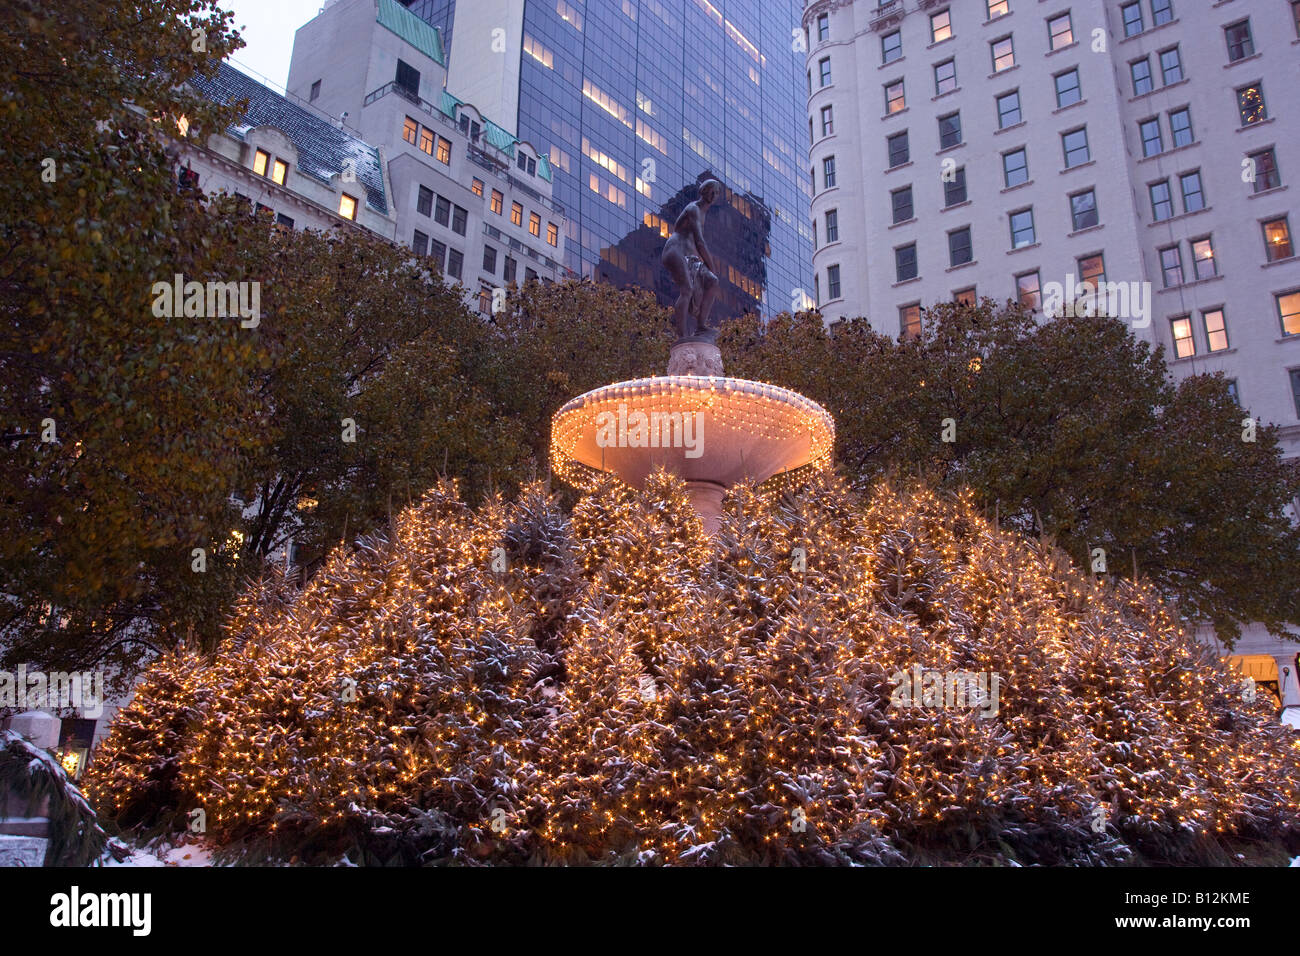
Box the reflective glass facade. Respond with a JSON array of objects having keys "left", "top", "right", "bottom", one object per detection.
[
  {"left": 401, "top": 0, "right": 458, "bottom": 56},
  {"left": 411, "top": 0, "right": 813, "bottom": 320}
]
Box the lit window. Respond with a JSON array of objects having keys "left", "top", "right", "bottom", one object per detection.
[
  {"left": 1247, "top": 149, "right": 1280, "bottom": 192},
  {"left": 1203, "top": 309, "right": 1229, "bottom": 352},
  {"left": 1159, "top": 47, "right": 1182, "bottom": 85},
  {"left": 471, "top": 178, "right": 484, "bottom": 197},
  {"left": 939, "top": 111, "right": 961, "bottom": 148},
  {"left": 900, "top": 303, "right": 922, "bottom": 339},
  {"left": 403, "top": 117, "right": 418, "bottom": 145},
  {"left": 987, "top": 0, "right": 1009, "bottom": 20},
  {"left": 882, "top": 30, "right": 902, "bottom": 64},
  {"left": 272, "top": 159, "right": 288, "bottom": 185},
  {"left": 1070, "top": 189, "right": 1098, "bottom": 231},
  {"left": 1263, "top": 218, "right": 1293, "bottom": 262},
  {"left": 436, "top": 136, "right": 452, "bottom": 164},
  {"left": 1048, "top": 13, "right": 1073, "bottom": 50},
  {"left": 1168, "top": 108, "right": 1193, "bottom": 148},
  {"left": 895, "top": 243, "right": 918, "bottom": 282},
  {"left": 892, "top": 186, "right": 913, "bottom": 224},
  {"left": 491, "top": 189, "right": 504, "bottom": 214},
  {"left": 1062, "top": 127, "right": 1090, "bottom": 167},
  {"left": 997, "top": 91, "right": 1021, "bottom": 129},
  {"left": 1121, "top": 2, "right": 1143, "bottom": 36},
  {"left": 419, "top": 127, "right": 434, "bottom": 154},
  {"left": 1191, "top": 237, "right": 1216, "bottom": 279},
  {"left": 1149, "top": 180, "right": 1173, "bottom": 221},
  {"left": 1224, "top": 20, "right": 1253, "bottom": 62},
  {"left": 949, "top": 226, "right": 973, "bottom": 266},
  {"left": 1279, "top": 291, "right": 1300, "bottom": 336},
  {"left": 511, "top": 201, "right": 523, "bottom": 226},
  {"left": 1131, "top": 59, "right": 1153, "bottom": 96},
  {"left": 478, "top": 288, "right": 492, "bottom": 314},
  {"left": 931, "top": 10, "right": 952, "bottom": 43},
  {"left": 1139, "top": 118, "right": 1163, "bottom": 157},
  {"left": 548, "top": 222, "right": 559, "bottom": 246},
  {"left": 954, "top": 287, "right": 976, "bottom": 306},
  {"left": 1055, "top": 69, "right": 1081, "bottom": 108},
  {"left": 990, "top": 36, "right": 1015, "bottom": 73},
  {"left": 934, "top": 59, "right": 957, "bottom": 96},
  {"left": 253, "top": 149, "right": 269, "bottom": 176},
  {"left": 1237, "top": 84, "right": 1266, "bottom": 126},
  {"left": 1078, "top": 253, "right": 1105, "bottom": 287},
  {"left": 339, "top": 194, "right": 357, "bottom": 220},
  {"left": 1179, "top": 171, "right": 1204, "bottom": 212},
  {"left": 885, "top": 80, "right": 905, "bottom": 114},
  {"left": 1171, "top": 316, "right": 1195, "bottom": 358},
  {"left": 1010, "top": 208, "right": 1035, "bottom": 248},
  {"left": 1003, "top": 148, "right": 1028, "bottom": 187},
  {"left": 1016, "top": 271, "right": 1041, "bottom": 310},
  {"left": 529, "top": 212, "right": 541, "bottom": 237},
  {"left": 1159, "top": 245, "right": 1183, "bottom": 287}
]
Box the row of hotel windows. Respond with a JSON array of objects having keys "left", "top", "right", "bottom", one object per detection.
[
  {"left": 418, "top": 177, "right": 559, "bottom": 247},
  {"left": 252, "top": 146, "right": 363, "bottom": 223},
  {"left": 876, "top": 7, "right": 1074, "bottom": 72},
  {"left": 410, "top": 230, "right": 541, "bottom": 290}
]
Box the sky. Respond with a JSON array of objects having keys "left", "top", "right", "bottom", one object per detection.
[{"left": 217, "top": 0, "right": 326, "bottom": 90}]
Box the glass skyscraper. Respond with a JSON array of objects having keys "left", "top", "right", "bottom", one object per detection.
[{"left": 404, "top": 0, "right": 813, "bottom": 320}]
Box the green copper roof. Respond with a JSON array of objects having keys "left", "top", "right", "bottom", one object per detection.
[
  {"left": 437, "top": 92, "right": 553, "bottom": 183},
  {"left": 376, "top": 0, "right": 445, "bottom": 65}
]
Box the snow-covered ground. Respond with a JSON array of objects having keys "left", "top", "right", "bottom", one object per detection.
[{"left": 102, "top": 839, "right": 215, "bottom": 867}]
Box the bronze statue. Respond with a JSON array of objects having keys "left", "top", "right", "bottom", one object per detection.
[{"left": 662, "top": 179, "right": 722, "bottom": 342}]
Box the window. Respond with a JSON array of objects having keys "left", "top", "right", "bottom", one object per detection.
[
  {"left": 525, "top": 267, "right": 538, "bottom": 284},
  {"left": 483, "top": 246, "right": 498, "bottom": 274},
  {"left": 949, "top": 226, "right": 973, "bottom": 266},
  {"left": 821, "top": 105, "right": 834, "bottom": 136},
  {"left": 1048, "top": 13, "right": 1073, "bottom": 50},
  {"left": 1191, "top": 237, "right": 1216, "bottom": 279},
  {"left": 1159, "top": 245, "right": 1183, "bottom": 286},
  {"left": 892, "top": 186, "right": 914, "bottom": 224},
  {"left": 504, "top": 255, "right": 517, "bottom": 283},
  {"left": 511, "top": 201, "right": 523, "bottom": 226},
  {"left": 1280, "top": 291, "right": 1300, "bottom": 336},
  {"left": 944, "top": 166, "right": 967, "bottom": 207},
  {"left": 1170, "top": 316, "right": 1194, "bottom": 358},
  {"left": 1139, "top": 118, "right": 1163, "bottom": 157},
  {"left": 1121, "top": 2, "right": 1143, "bottom": 36},
  {"left": 817, "top": 13, "right": 829, "bottom": 41},
  {"left": 529, "top": 211, "right": 541, "bottom": 237},
  {"left": 478, "top": 288, "right": 492, "bottom": 315},
  {"left": 882, "top": 30, "right": 902, "bottom": 64},
  {"left": 1294, "top": 0, "right": 1300, "bottom": 38},
  {"left": 547, "top": 222, "right": 559, "bottom": 246},
  {"left": 275, "top": 213, "right": 294, "bottom": 229},
  {"left": 997, "top": 91, "right": 1021, "bottom": 129},
  {"left": 991, "top": 36, "right": 1015, "bottom": 72},
  {"left": 1224, "top": 20, "right": 1253, "bottom": 62},
  {"left": 1248, "top": 148, "right": 1280, "bottom": 192},
  {"left": 888, "top": 131, "right": 910, "bottom": 168},
  {"left": 1226, "top": 380, "right": 1239, "bottom": 403},
  {"left": 900, "top": 303, "right": 922, "bottom": 339},
  {"left": 1179, "top": 171, "right": 1204, "bottom": 212},
  {"left": 1158, "top": 47, "right": 1182, "bottom": 85},
  {"left": 1055, "top": 69, "right": 1081, "bottom": 108},
  {"left": 1131, "top": 58, "right": 1153, "bottom": 96},
  {"left": 826, "top": 209, "right": 840, "bottom": 242},
  {"left": 954, "top": 287, "right": 977, "bottom": 306},
  {"left": 1017, "top": 271, "right": 1041, "bottom": 310},
  {"left": 430, "top": 239, "right": 446, "bottom": 270},
  {"left": 896, "top": 243, "right": 918, "bottom": 281},
  {"left": 1150, "top": 181, "right": 1173, "bottom": 220},
  {"left": 987, "top": 0, "right": 1009, "bottom": 20},
  {"left": 1010, "top": 207, "right": 1036, "bottom": 248},
  {"left": 1237, "top": 84, "right": 1266, "bottom": 126},
  {"left": 1062, "top": 127, "right": 1090, "bottom": 167},
  {"left": 471, "top": 178, "right": 485, "bottom": 197},
  {"left": 1070, "top": 189, "right": 1098, "bottom": 230},
  {"left": 436, "top": 136, "right": 452, "bottom": 164},
  {"left": 310, "top": 79, "right": 321, "bottom": 102},
  {"left": 886, "top": 80, "right": 905, "bottom": 113},
  {"left": 435, "top": 196, "right": 450, "bottom": 226},
  {"left": 1203, "top": 309, "right": 1229, "bottom": 352},
  {"left": 932, "top": 10, "right": 952, "bottom": 42},
  {"left": 419, "top": 127, "right": 434, "bottom": 155},
  {"left": 413, "top": 229, "right": 428, "bottom": 256},
  {"left": 939, "top": 111, "right": 962, "bottom": 148},
  {"left": 491, "top": 189, "right": 504, "bottom": 214},
  {"left": 1291, "top": 369, "right": 1300, "bottom": 416},
  {"left": 1078, "top": 253, "right": 1105, "bottom": 287},
  {"left": 1168, "top": 108, "right": 1193, "bottom": 148},
  {"left": 453, "top": 205, "right": 468, "bottom": 236},
  {"left": 823, "top": 155, "right": 837, "bottom": 189},
  {"left": 339, "top": 194, "right": 357, "bottom": 220},
  {"left": 403, "top": 117, "right": 418, "bottom": 145},
  {"left": 1003, "top": 147, "right": 1028, "bottom": 187},
  {"left": 271, "top": 159, "right": 288, "bottom": 185},
  {"left": 253, "top": 149, "right": 269, "bottom": 176},
  {"left": 819, "top": 57, "right": 832, "bottom": 86},
  {"left": 934, "top": 59, "right": 957, "bottom": 96},
  {"left": 1264, "top": 217, "right": 1293, "bottom": 262},
  {"left": 417, "top": 185, "right": 433, "bottom": 217},
  {"left": 827, "top": 264, "right": 842, "bottom": 300},
  {"left": 447, "top": 248, "right": 463, "bottom": 280},
  {"left": 395, "top": 58, "right": 420, "bottom": 96}
]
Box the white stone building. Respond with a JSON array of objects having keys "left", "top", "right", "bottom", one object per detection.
[{"left": 802, "top": 0, "right": 1300, "bottom": 715}]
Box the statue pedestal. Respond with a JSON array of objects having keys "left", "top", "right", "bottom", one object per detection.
[{"left": 667, "top": 341, "right": 724, "bottom": 377}]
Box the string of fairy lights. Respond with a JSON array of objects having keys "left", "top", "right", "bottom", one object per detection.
[{"left": 82, "top": 475, "right": 1300, "bottom": 864}]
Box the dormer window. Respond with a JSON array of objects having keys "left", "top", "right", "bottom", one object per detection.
[
  {"left": 253, "top": 149, "right": 269, "bottom": 176},
  {"left": 339, "top": 194, "right": 357, "bottom": 220},
  {"left": 253, "top": 149, "right": 289, "bottom": 185},
  {"left": 272, "top": 159, "right": 288, "bottom": 185}
]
